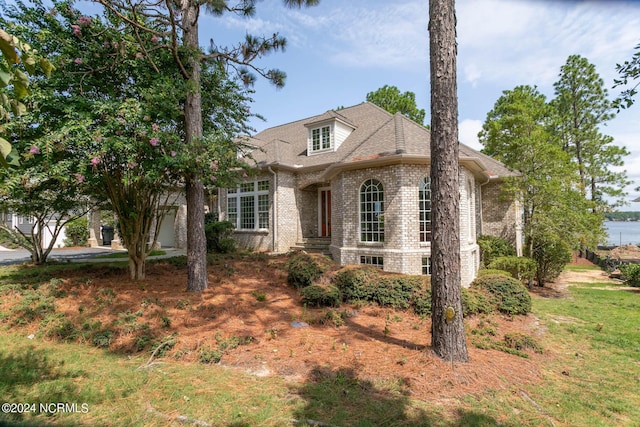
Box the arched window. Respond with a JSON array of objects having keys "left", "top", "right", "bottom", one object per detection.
[
  {"left": 360, "top": 179, "right": 384, "bottom": 242},
  {"left": 419, "top": 177, "right": 431, "bottom": 242}
]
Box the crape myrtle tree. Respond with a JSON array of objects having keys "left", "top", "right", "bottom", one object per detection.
[
  {"left": 428, "top": 0, "right": 468, "bottom": 362},
  {"left": 2, "top": 0, "right": 253, "bottom": 279},
  {"left": 0, "top": 96, "right": 92, "bottom": 263},
  {"left": 552, "top": 54, "right": 630, "bottom": 211},
  {"left": 95, "top": 0, "right": 320, "bottom": 292},
  {"left": 479, "top": 85, "right": 601, "bottom": 285},
  {"left": 366, "top": 85, "right": 427, "bottom": 126},
  {"left": 0, "top": 27, "right": 54, "bottom": 168}
]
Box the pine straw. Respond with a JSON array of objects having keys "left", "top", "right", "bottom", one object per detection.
[{"left": 1, "top": 255, "right": 547, "bottom": 404}]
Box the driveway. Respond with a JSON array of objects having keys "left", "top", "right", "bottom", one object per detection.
[{"left": 0, "top": 246, "right": 126, "bottom": 266}]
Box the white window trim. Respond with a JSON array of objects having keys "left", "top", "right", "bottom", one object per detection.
[
  {"left": 227, "top": 180, "right": 270, "bottom": 231},
  {"left": 308, "top": 124, "right": 334, "bottom": 154},
  {"left": 359, "top": 178, "right": 384, "bottom": 243},
  {"left": 419, "top": 176, "right": 432, "bottom": 245}
]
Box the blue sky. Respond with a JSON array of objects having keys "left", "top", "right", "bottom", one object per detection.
[{"left": 201, "top": 0, "right": 640, "bottom": 209}]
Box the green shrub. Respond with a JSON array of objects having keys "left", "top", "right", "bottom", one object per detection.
[
  {"left": 477, "top": 235, "right": 516, "bottom": 267},
  {"left": 488, "top": 256, "right": 536, "bottom": 283},
  {"left": 412, "top": 288, "right": 432, "bottom": 317},
  {"left": 63, "top": 217, "right": 89, "bottom": 247},
  {"left": 334, "top": 267, "right": 430, "bottom": 315},
  {"left": 333, "top": 267, "right": 381, "bottom": 301},
  {"left": 205, "top": 221, "right": 236, "bottom": 253},
  {"left": 320, "top": 310, "right": 346, "bottom": 327},
  {"left": 503, "top": 332, "right": 543, "bottom": 353},
  {"left": 300, "top": 284, "right": 342, "bottom": 307},
  {"left": 619, "top": 263, "right": 640, "bottom": 287},
  {"left": 199, "top": 345, "right": 223, "bottom": 364},
  {"left": 48, "top": 319, "right": 79, "bottom": 342},
  {"left": 476, "top": 269, "right": 511, "bottom": 278},
  {"left": 374, "top": 277, "right": 422, "bottom": 309},
  {"left": 286, "top": 252, "right": 325, "bottom": 288},
  {"left": 461, "top": 287, "right": 494, "bottom": 316},
  {"left": 471, "top": 274, "right": 531, "bottom": 315},
  {"left": 532, "top": 234, "right": 572, "bottom": 285},
  {"left": 92, "top": 330, "right": 113, "bottom": 348}
]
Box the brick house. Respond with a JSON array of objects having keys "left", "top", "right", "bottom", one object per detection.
[{"left": 219, "top": 102, "right": 521, "bottom": 286}]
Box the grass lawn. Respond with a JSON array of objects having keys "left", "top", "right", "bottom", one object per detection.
[{"left": 0, "top": 258, "right": 638, "bottom": 426}]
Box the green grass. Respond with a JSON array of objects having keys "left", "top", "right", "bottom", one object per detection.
[
  {"left": 563, "top": 264, "right": 601, "bottom": 271},
  {"left": 461, "top": 281, "right": 640, "bottom": 427},
  {"left": 0, "top": 335, "right": 300, "bottom": 427}
]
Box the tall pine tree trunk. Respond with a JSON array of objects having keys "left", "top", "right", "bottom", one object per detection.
[
  {"left": 429, "top": 0, "right": 469, "bottom": 362},
  {"left": 183, "top": 1, "right": 208, "bottom": 292}
]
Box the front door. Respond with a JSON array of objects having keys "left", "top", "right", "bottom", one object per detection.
[{"left": 319, "top": 188, "right": 331, "bottom": 237}]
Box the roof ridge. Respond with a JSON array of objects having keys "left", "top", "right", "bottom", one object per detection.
[
  {"left": 341, "top": 115, "right": 395, "bottom": 162},
  {"left": 394, "top": 113, "right": 406, "bottom": 154}
]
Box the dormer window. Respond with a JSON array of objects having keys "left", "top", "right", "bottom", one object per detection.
[
  {"left": 310, "top": 125, "right": 332, "bottom": 153},
  {"left": 305, "top": 114, "right": 355, "bottom": 156}
]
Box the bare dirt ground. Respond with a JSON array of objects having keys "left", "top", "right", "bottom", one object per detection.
[{"left": 2, "top": 254, "right": 608, "bottom": 402}]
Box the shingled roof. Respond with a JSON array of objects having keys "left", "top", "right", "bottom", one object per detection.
[{"left": 246, "top": 102, "right": 517, "bottom": 180}]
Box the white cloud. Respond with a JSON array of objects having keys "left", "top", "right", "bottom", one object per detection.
[
  {"left": 459, "top": 119, "right": 483, "bottom": 151},
  {"left": 456, "top": 0, "right": 640, "bottom": 88}
]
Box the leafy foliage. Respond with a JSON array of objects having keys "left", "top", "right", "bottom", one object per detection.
[
  {"left": 285, "top": 252, "right": 326, "bottom": 288},
  {"left": 471, "top": 274, "right": 532, "bottom": 315},
  {"left": 366, "top": 85, "right": 427, "bottom": 125},
  {"left": 614, "top": 42, "right": 640, "bottom": 111},
  {"left": 205, "top": 220, "right": 236, "bottom": 253},
  {"left": 300, "top": 284, "right": 342, "bottom": 307},
  {"left": 333, "top": 267, "right": 431, "bottom": 315},
  {"left": 488, "top": 256, "right": 536, "bottom": 283},
  {"left": 63, "top": 216, "right": 88, "bottom": 247},
  {"left": 619, "top": 263, "right": 640, "bottom": 287},
  {"left": 531, "top": 232, "right": 572, "bottom": 286},
  {"left": 477, "top": 235, "right": 516, "bottom": 267},
  {"left": 479, "top": 83, "right": 604, "bottom": 283},
  {"left": 0, "top": 27, "right": 54, "bottom": 168},
  {"left": 552, "top": 55, "right": 629, "bottom": 211}
]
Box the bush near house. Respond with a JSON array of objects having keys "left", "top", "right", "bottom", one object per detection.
[
  {"left": 477, "top": 235, "right": 516, "bottom": 267},
  {"left": 285, "top": 252, "right": 329, "bottom": 288},
  {"left": 204, "top": 220, "right": 236, "bottom": 254},
  {"left": 286, "top": 256, "right": 532, "bottom": 318},
  {"left": 532, "top": 234, "right": 572, "bottom": 286},
  {"left": 63, "top": 217, "right": 89, "bottom": 247},
  {"left": 471, "top": 274, "right": 532, "bottom": 315},
  {"left": 488, "top": 256, "right": 537, "bottom": 284}
]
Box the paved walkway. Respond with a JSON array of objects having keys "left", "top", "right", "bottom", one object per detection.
[{"left": 0, "top": 246, "right": 186, "bottom": 266}]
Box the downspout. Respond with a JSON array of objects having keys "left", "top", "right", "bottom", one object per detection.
[
  {"left": 478, "top": 174, "right": 490, "bottom": 237},
  {"left": 268, "top": 166, "right": 278, "bottom": 253}
]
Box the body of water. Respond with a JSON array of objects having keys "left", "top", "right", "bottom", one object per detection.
[{"left": 604, "top": 221, "right": 640, "bottom": 246}]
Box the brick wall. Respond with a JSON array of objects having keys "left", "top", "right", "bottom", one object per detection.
[{"left": 480, "top": 180, "right": 518, "bottom": 246}]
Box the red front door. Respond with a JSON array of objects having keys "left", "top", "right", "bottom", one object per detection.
[{"left": 320, "top": 189, "right": 331, "bottom": 237}]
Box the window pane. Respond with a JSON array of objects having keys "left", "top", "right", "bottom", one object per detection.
[
  {"left": 227, "top": 196, "right": 238, "bottom": 227},
  {"left": 258, "top": 194, "right": 269, "bottom": 228},
  {"left": 419, "top": 177, "right": 432, "bottom": 242},
  {"left": 312, "top": 128, "right": 320, "bottom": 151},
  {"left": 322, "top": 126, "right": 331, "bottom": 149},
  {"left": 240, "top": 196, "right": 254, "bottom": 229},
  {"left": 360, "top": 179, "right": 384, "bottom": 242}
]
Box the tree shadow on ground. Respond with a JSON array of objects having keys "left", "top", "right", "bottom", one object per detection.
[
  {"left": 0, "top": 347, "right": 88, "bottom": 427},
  {"left": 290, "top": 366, "right": 502, "bottom": 427}
]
